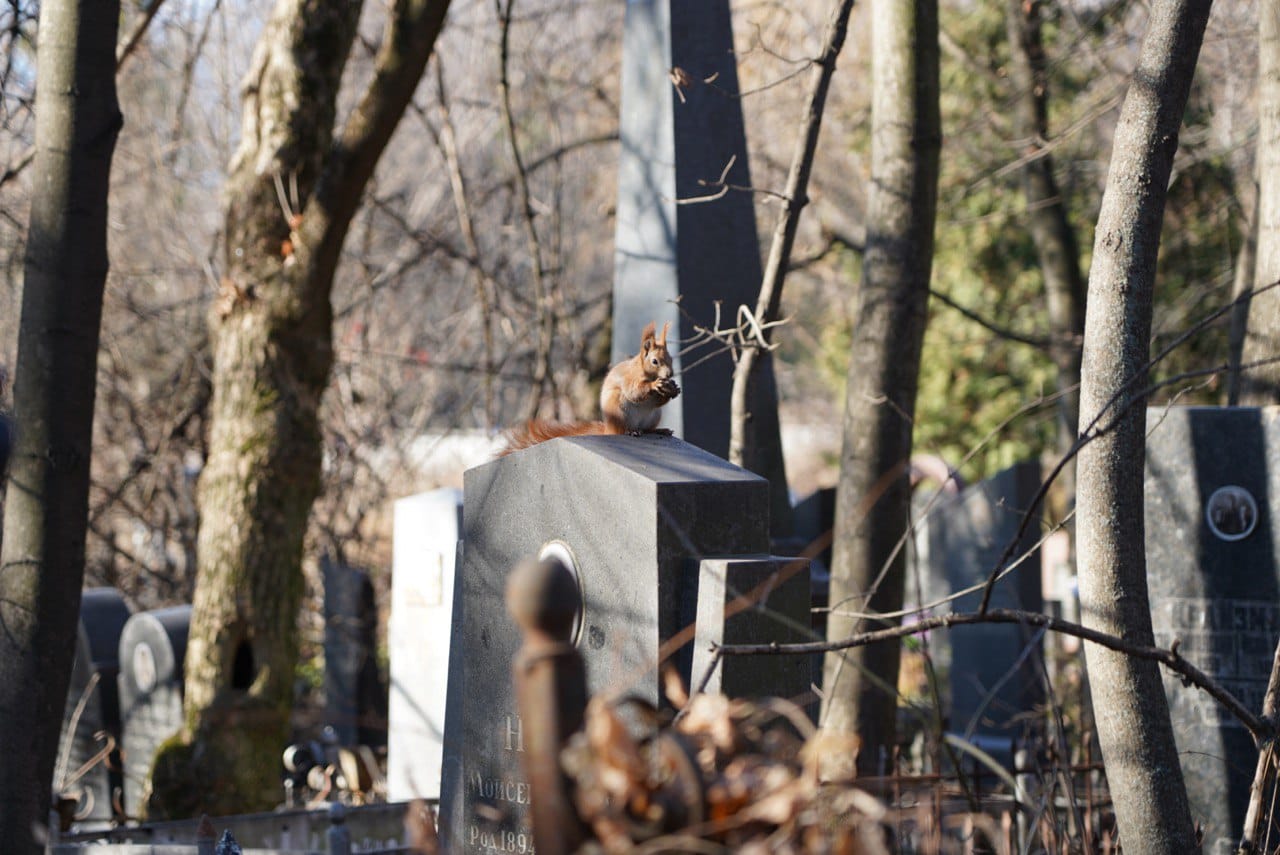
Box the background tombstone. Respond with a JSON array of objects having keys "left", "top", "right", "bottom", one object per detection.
[
  {"left": 117, "top": 605, "right": 191, "bottom": 818},
  {"left": 1145, "top": 406, "right": 1280, "bottom": 854},
  {"left": 387, "top": 487, "right": 462, "bottom": 801},
  {"left": 440, "top": 435, "right": 782, "bottom": 853},
  {"left": 612, "top": 0, "right": 784, "bottom": 471},
  {"left": 910, "top": 461, "right": 1045, "bottom": 764},
  {"left": 322, "top": 556, "right": 386, "bottom": 747},
  {"left": 690, "top": 556, "right": 812, "bottom": 706},
  {"left": 56, "top": 587, "right": 131, "bottom": 827}
]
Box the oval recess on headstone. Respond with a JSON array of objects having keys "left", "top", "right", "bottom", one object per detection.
[
  {"left": 537, "top": 540, "right": 585, "bottom": 647},
  {"left": 1204, "top": 485, "right": 1258, "bottom": 542}
]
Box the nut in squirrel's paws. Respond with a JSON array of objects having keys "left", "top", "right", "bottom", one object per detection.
[{"left": 657, "top": 378, "right": 681, "bottom": 400}]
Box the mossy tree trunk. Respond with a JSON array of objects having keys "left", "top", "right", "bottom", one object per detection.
[
  {"left": 0, "top": 0, "right": 121, "bottom": 850},
  {"left": 1075, "top": 0, "right": 1210, "bottom": 848},
  {"left": 821, "top": 0, "right": 940, "bottom": 780},
  {"left": 148, "top": 0, "right": 452, "bottom": 818}
]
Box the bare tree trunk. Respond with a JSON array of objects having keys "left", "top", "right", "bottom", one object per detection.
[
  {"left": 1076, "top": 0, "right": 1210, "bottom": 849},
  {"left": 1005, "top": 0, "right": 1086, "bottom": 509},
  {"left": 821, "top": 0, "right": 940, "bottom": 780},
  {"left": 148, "top": 0, "right": 451, "bottom": 817},
  {"left": 1239, "top": 0, "right": 1280, "bottom": 405},
  {"left": 0, "top": 0, "right": 121, "bottom": 849}
]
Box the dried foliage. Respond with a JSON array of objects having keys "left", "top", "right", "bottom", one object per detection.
[{"left": 561, "top": 693, "right": 889, "bottom": 854}]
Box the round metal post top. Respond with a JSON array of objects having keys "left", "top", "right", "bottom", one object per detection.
[{"left": 506, "top": 556, "right": 580, "bottom": 642}]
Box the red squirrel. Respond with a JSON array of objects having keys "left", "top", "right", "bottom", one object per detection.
[{"left": 500, "top": 321, "right": 681, "bottom": 455}]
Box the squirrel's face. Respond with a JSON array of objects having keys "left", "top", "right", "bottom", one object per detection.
[
  {"left": 640, "top": 320, "right": 675, "bottom": 380},
  {"left": 645, "top": 345, "right": 673, "bottom": 380}
]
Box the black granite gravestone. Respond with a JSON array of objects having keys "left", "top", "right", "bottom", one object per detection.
[
  {"left": 439, "top": 435, "right": 777, "bottom": 853},
  {"left": 56, "top": 588, "right": 131, "bottom": 826},
  {"left": 1145, "top": 406, "right": 1280, "bottom": 854},
  {"left": 118, "top": 605, "right": 191, "bottom": 818},
  {"left": 388, "top": 487, "right": 462, "bottom": 801},
  {"left": 323, "top": 557, "right": 385, "bottom": 747},
  {"left": 911, "top": 462, "right": 1045, "bottom": 761},
  {"left": 612, "top": 0, "right": 782, "bottom": 461}
]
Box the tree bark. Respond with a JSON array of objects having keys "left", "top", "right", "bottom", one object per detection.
[
  {"left": 0, "top": 0, "right": 121, "bottom": 849},
  {"left": 821, "top": 0, "right": 940, "bottom": 780},
  {"left": 148, "top": 0, "right": 451, "bottom": 817},
  {"left": 1076, "top": 0, "right": 1210, "bottom": 849},
  {"left": 1004, "top": 0, "right": 1086, "bottom": 508},
  {"left": 1239, "top": 0, "right": 1280, "bottom": 405}
]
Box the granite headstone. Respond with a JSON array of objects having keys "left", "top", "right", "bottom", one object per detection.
[
  {"left": 911, "top": 462, "right": 1045, "bottom": 761},
  {"left": 439, "top": 435, "right": 774, "bottom": 853},
  {"left": 689, "top": 556, "right": 812, "bottom": 705},
  {"left": 118, "top": 605, "right": 191, "bottom": 818},
  {"left": 323, "top": 557, "right": 385, "bottom": 747},
  {"left": 387, "top": 487, "right": 462, "bottom": 801},
  {"left": 1145, "top": 406, "right": 1280, "bottom": 854}
]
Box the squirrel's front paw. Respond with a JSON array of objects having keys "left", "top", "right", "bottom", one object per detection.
[{"left": 656, "top": 378, "right": 681, "bottom": 400}]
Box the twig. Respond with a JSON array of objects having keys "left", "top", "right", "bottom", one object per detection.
[
  {"left": 716, "top": 607, "right": 1271, "bottom": 742},
  {"left": 728, "top": 0, "right": 857, "bottom": 467},
  {"left": 975, "top": 278, "right": 1280, "bottom": 615},
  {"left": 495, "top": 0, "right": 556, "bottom": 419}
]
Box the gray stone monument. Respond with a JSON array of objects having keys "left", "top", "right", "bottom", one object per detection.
[
  {"left": 440, "top": 435, "right": 805, "bottom": 853},
  {"left": 613, "top": 0, "right": 783, "bottom": 463},
  {"left": 118, "top": 605, "right": 191, "bottom": 818},
  {"left": 911, "top": 462, "right": 1045, "bottom": 762},
  {"left": 56, "top": 587, "right": 132, "bottom": 826},
  {"left": 387, "top": 487, "right": 462, "bottom": 801},
  {"left": 323, "top": 556, "right": 385, "bottom": 747},
  {"left": 690, "top": 556, "right": 812, "bottom": 704},
  {"left": 1145, "top": 406, "right": 1280, "bottom": 854}
]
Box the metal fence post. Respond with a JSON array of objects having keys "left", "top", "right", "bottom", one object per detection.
[
  {"left": 327, "top": 801, "right": 352, "bottom": 855},
  {"left": 507, "top": 556, "right": 590, "bottom": 854}
]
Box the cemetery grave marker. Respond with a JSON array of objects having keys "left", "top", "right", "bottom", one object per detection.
[
  {"left": 387, "top": 487, "right": 462, "bottom": 801},
  {"left": 439, "top": 435, "right": 807, "bottom": 853},
  {"left": 902, "top": 462, "right": 1045, "bottom": 767},
  {"left": 1145, "top": 406, "right": 1280, "bottom": 854},
  {"left": 118, "top": 605, "right": 191, "bottom": 818},
  {"left": 612, "top": 0, "right": 781, "bottom": 460}
]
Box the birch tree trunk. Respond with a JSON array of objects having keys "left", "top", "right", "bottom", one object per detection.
[
  {"left": 1076, "top": 0, "right": 1211, "bottom": 849},
  {"left": 0, "top": 0, "right": 121, "bottom": 849},
  {"left": 821, "top": 0, "right": 940, "bottom": 780},
  {"left": 147, "top": 0, "right": 451, "bottom": 817}
]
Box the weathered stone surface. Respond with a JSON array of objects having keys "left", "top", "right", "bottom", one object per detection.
[
  {"left": 440, "top": 435, "right": 769, "bottom": 853},
  {"left": 1145, "top": 406, "right": 1280, "bottom": 854},
  {"left": 117, "top": 606, "right": 191, "bottom": 818},
  {"left": 322, "top": 557, "right": 384, "bottom": 747},
  {"left": 387, "top": 487, "right": 462, "bottom": 801},
  {"left": 690, "top": 556, "right": 812, "bottom": 705},
  {"left": 911, "top": 462, "right": 1044, "bottom": 759}
]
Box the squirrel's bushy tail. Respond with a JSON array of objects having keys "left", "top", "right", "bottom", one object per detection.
[{"left": 498, "top": 419, "right": 614, "bottom": 456}]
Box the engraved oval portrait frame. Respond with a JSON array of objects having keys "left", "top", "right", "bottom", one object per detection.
[
  {"left": 1204, "top": 485, "right": 1258, "bottom": 543},
  {"left": 537, "top": 539, "right": 585, "bottom": 647}
]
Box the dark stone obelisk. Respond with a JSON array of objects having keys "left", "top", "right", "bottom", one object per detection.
[{"left": 613, "top": 0, "right": 782, "bottom": 468}]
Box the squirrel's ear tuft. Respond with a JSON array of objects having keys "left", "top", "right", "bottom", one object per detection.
[
  {"left": 658, "top": 321, "right": 669, "bottom": 346},
  {"left": 641, "top": 321, "right": 656, "bottom": 350}
]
